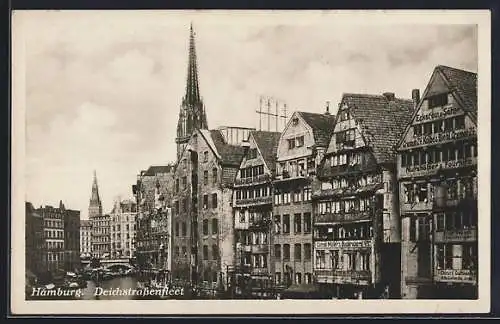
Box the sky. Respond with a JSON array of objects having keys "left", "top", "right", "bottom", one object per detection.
[{"left": 18, "top": 11, "right": 478, "bottom": 219}]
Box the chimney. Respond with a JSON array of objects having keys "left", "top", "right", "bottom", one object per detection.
[
  {"left": 383, "top": 92, "right": 395, "bottom": 101},
  {"left": 412, "top": 89, "right": 420, "bottom": 110},
  {"left": 325, "top": 101, "right": 331, "bottom": 115}
]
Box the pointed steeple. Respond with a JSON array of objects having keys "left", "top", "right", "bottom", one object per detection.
[
  {"left": 176, "top": 23, "right": 208, "bottom": 161},
  {"left": 89, "top": 170, "right": 102, "bottom": 219}
]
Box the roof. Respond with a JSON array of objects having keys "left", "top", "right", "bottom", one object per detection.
[
  {"left": 251, "top": 131, "right": 281, "bottom": 170},
  {"left": 209, "top": 130, "right": 246, "bottom": 167},
  {"left": 298, "top": 112, "right": 337, "bottom": 147},
  {"left": 143, "top": 165, "right": 173, "bottom": 176},
  {"left": 80, "top": 219, "right": 91, "bottom": 226},
  {"left": 342, "top": 93, "right": 414, "bottom": 164},
  {"left": 436, "top": 65, "right": 477, "bottom": 114}
]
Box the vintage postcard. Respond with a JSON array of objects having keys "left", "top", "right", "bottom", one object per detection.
[{"left": 11, "top": 10, "right": 491, "bottom": 315}]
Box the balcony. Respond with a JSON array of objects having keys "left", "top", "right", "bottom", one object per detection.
[
  {"left": 314, "top": 211, "right": 371, "bottom": 225},
  {"left": 235, "top": 196, "right": 272, "bottom": 207},
  {"left": 234, "top": 174, "right": 271, "bottom": 187},
  {"left": 274, "top": 169, "right": 311, "bottom": 184},
  {"left": 398, "top": 157, "right": 477, "bottom": 179},
  {"left": 434, "top": 229, "right": 477, "bottom": 243},
  {"left": 315, "top": 269, "right": 371, "bottom": 285},
  {"left": 434, "top": 269, "right": 477, "bottom": 284}
]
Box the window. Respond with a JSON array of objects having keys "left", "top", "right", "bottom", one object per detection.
[
  {"left": 295, "top": 273, "right": 302, "bottom": 284},
  {"left": 296, "top": 136, "right": 305, "bottom": 147},
  {"left": 212, "top": 245, "right": 218, "bottom": 260},
  {"left": 424, "top": 122, "right": 432, "bottom": 135},
  {"left": 236, "top": 190, "right": 241, "bottom": 200},
  {"left": 409, "top": 215, "right": 431, "bottom": 242},
  {"left": 203, "top": 219, "right": 209, "bottom": 236},
  {"left": 175, "top": 222, "right": 179, "bottom": 237},
  {"left": 294, "top": 243, "right": 302, "bottom": 261},
  {"left": 274, "top": 215, "right": 281, "bottom": 234},
  {"left": 414, "top": 124, "right": 422, "bottom": 136},
  {"left": 175, "top": 246, "right": 180, "bottom": 257},
  {"left": 294, "top": 214, "right": 302, "bottom": 233},
  {"left": 455, "top": 115, "right": 465, "bottom": 129},
  {"left": 444, "top": 118, "right": 454, "bottom": 131},
  {"left": 293, "top": 190, "right": 302, "bottom": 203},
  {"left": 360, "top": 252, "right": 371, "bottom": 271},
  {"left": 304, "top": 243, "right": 312, "bottom": 260},
  {"left": 182, "top": 246, "right": 187, "bottom": 257},
  {"left": 203, "top": 151, "right": 208, "bottom": 162},
  {"left": 282, "top": 215, "right": 290, "bottom": 234},
  {"left": 181, "top": 222, "right": 187, "bottom": 236},
  {"left": 212, "top": 168, "right": 218, "bottom": 183},
  {"left": 212, "top": 193, "right": 218, "bottom": 208},
  {"left": 428, "top": 93, "right": 448, "bottom": 108},
  {"left": 275, "top": 272, "right": 282, "bottom": 284},
  {"left": 283, "top": 191, "right": 290, "bottom": 204},
  {"left": 212, "top": 218, "right": 218, "bottom": 234},
  {"left": 304, "top": 187, "right": 311, "bottom": 201},
  {"left": 203, "top": 171, "right": 208, "bottom": 185},
  {"left": 203, "top": 195, "right": 208, "bottom": 209},
  {"left": 283, "top": 244, "right": 290, "bottom": 261},
  {"left": 182, "top": 177, "right": 187, "bottom": 190},
  {"left": 274, "top": 244, "right": 281, "bottom": 259},
  {"left": 288, "top": 138, "right": 296, "bottom": 149},
  {"left": 203, "top": 245, "right": 209, "bottom": 260}
]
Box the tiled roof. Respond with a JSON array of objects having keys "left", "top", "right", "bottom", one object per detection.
[
  {"left": 251, "top": 131, "right": 281, "bottom": 171},
  {"left": 436, "top": 65, "right": 477, "bottom": 115},
  {"left": 144, "top": 165, "right": 173, "bottom": 176},
  {"left": 342, "top": 93, "right": 414, "bottom": 164},
  {"left": 298, "top": 112, "right": 337, "bottom": 147},
  {"left": 209, "top": 129, "right": 246, "bottom": 167}
]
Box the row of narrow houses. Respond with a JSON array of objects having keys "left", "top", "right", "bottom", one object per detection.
[{"left": 136, "top": 25, "right": 478, "bottom": 299}]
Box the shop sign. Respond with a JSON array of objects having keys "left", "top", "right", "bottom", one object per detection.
[
  {"left": 435, "top": 269, "right": 477, "bottom": 283},
  {"left": 315, "top": 240, "right": 372, "bottom": 250},
  {"left": 403, "top": 157, "right": 476, "bottom": 176},
  {"left": 414, "top": 106, "right": 460, "bottom": 123},
  {"left": 402, "top": 128, "right": 476, "bottom": 149},
  {"left": 443, "top": 229, "right": 477, "bottom": 241}
]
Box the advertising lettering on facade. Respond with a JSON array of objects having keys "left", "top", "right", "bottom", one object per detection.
[
  {"left": 402, "top": 158, "right": 476, "bottom": 177},
  {"left": 315, "top": 240, "right": 372, "bottom": 250},
  {"left": 443, "top": 229, "right": 477, "bottom": 242},
  {"left": 434, "top": 269, "right": 477, "bottom": 283},
  {"left": 401, "top": 128, "right": 476, "bottom": 149},
  {"left": 414, "top": 106, "right": 460, "bottom": 123}
]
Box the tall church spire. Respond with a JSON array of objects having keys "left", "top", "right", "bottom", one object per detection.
[
  {"left": 176, "top": 23, "right": 208, "bottom": 161},
  {"left": 89, "top": 170, "right": 102, "bottom": 219}
]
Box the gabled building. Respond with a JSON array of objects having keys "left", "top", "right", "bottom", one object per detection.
[
  {"left": 232, "top": 130, "right": 281, "bottom": 298},
  {"left": 313, "top": 92, "right": 413, "bottom": 299},
  {"left": 133, "top": 165, "right": 174, "bottom": 270},
  {"left": 110, "top": 198, "right": 138, "bottom": 259},
  {"left": 272, "top": 109, "right": 336, "bottom": 293},
  {"left": 80, "top": 219, "right": 92, "bottom": 257},
  {"left": 397, "top": 65, "right": 478, "bottom": 299},
  {"left": 171, "top": 127, "right": 249, "bottom": 295}
]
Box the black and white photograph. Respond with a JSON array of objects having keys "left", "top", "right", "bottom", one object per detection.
[{"left": 11, "top": 10, "right": 491, "bottom": 314}]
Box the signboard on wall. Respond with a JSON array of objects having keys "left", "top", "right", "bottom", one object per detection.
[
  {"left": 434, "top": 269, "right": 477, "bottom": 283},
  {"left": 401, "top": 128, "right": 476, "bottom": 149},
  {"left": 315, "top": 240, "right": 372, "bottom": 250}
]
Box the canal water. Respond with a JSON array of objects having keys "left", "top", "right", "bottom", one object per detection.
[{"left": 82, "top": 276, "right": 138, "bottom": 300}]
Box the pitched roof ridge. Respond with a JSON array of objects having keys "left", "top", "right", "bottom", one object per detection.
[{"left": 437, "top": 65, "right": 477, "bottom": 75}]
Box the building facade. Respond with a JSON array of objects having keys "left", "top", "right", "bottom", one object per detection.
[
  {"left": 171, "top": 127, "right": 248, "bottom": 295},
  {"left": 272, "top": 110, "right": 336, "bottom": 293},
  {"left": 38, "top": 204, "right": 66, "bottom": 272},
  {"left": 133, "top": 165, "right": 174, "bottom": 270},
  {"left": 63, "top": 205, "right": 81, "bottom": 271},
  {"left": 80, "top": 219, "right": 92, "bottom": 257},
  {"left": 88, "top": 171, "right": 110, "bottom": 258},
  {"left": 397, "top": 65, "right": 478, "bottom": 299},
  {"left": 313, "top": 93, "right": 413, "bottom": 299},
  {"left": 232, "top": 131, "right": 281, "bottom": 298},
  {"left": 26, "top": 202, "right": 46, "bottom": 276},
  {"left": 110, "top": 199, "right": 137, "bottom": 259}
]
